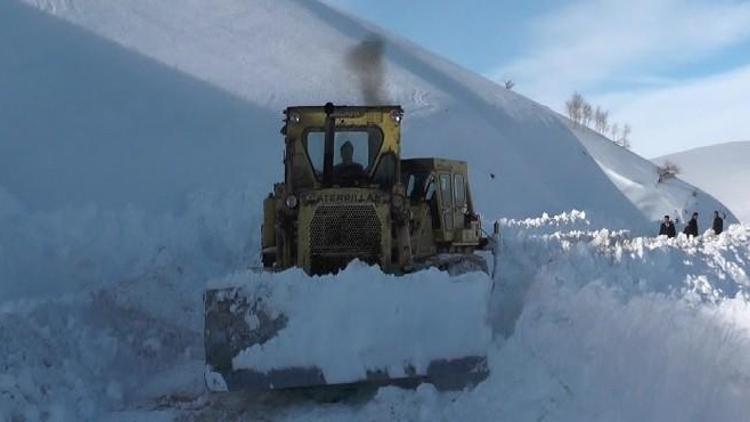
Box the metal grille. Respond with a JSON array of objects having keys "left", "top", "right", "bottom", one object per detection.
[{"left": 310, "top": 205, "right": 381, "bottom": 273}]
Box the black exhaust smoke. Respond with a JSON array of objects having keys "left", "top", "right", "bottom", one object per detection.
[{"left": 346, "top": 36, "right": 388, "bottom": 105}]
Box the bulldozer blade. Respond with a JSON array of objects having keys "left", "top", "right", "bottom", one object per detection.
[{"left": 203, "top": 268, "right": 492, "bottom": 392}]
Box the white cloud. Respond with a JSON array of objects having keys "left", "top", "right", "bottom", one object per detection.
[
  {"left": 485, "top": 0, "right": 750, "bottom": 157},
  {"left": 594, "top": 64, "right": 750, "bottom": 157},
  {"left": 490, "top": 0, "right": 750, "bottom": 107}
]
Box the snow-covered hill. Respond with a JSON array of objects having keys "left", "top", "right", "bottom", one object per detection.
[
  {"left": 567, "top": 122, "right": 737, "bottom": 226},
  {"left": 655, "top": 141, "right": 750, "bottom": 223},
  {"left": 8, "top": 0, "right": 730, "bottom": 228},
  {"left": 6, "top": 0, "right": 644, "bottom": 223}
]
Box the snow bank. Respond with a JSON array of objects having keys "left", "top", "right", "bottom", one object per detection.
[
  {"left": 278, "top": 218, "right": 750, "bottom": 422},
  {"left": 435, "top": 219, "right": 750, "bottom": 421},
  {"left": 0, "top": 187, "right": 261, "bottom": 301},
  {"left": 218, "top": 262, "right": 492, "bottom": 384},
  {"left": 2, "top": 212, "right": 750, "bottom": 420},
  {"left": 0, "top": 249, "right": 204, "bottom": 421},
  {"left": 490, "top": 281, "right": 750, "bottom": 421},
  {"left": 366, "top": 283, "right": 750, "bottom": 422}
]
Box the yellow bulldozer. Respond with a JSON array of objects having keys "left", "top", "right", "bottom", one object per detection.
[{"left": 204, "top": 103, "right": 497, "bottom": 393}]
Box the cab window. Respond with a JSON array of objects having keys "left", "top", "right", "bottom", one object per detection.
[
  {"left": 440, "top": 174, "right": 452, "bottom": 206},
  {"left": 440, "top": 173, "right": 454, "bottom": 230},
  {"left": 454, "top": 174, "right": 465, "bottom": 205},
  {"left": 303, "top": 127, "right": 383, "bottom": 180},
  {"left": 403, "top": 172, "right": 432, "bottom": 200},
  {"left": 425, "top": 177, "right": 437, "bottom": 201},
  {"left": 406, "top": 174, "right": 416, "bottom": 197},
  {"left": 425, "top": 176, "right": 440, "bottom": 229}
]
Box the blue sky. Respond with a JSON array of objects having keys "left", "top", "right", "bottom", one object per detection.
[{"left": 325, "top": 0, "right": 750, "bottom": 157}]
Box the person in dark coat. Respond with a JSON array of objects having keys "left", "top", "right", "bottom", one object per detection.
[
  {"left": 333, "top": 141, "right": 365, "bottom": 180},
  {"left": 683, "top": 212, "right": 699, "bottom": 237},
  {"left": 712, "top": 210, "right": 724, "bottom": 235},
  {"left": 659, "top": 215, "right": 677, "bottom": 238}
]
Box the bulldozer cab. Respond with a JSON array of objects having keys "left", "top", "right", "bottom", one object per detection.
[
  {"left": 402, "top": 159, "right": 481, "bottom": 248},
  {"left": 263, "top": 103, "right": 485, "bottom": 275},
  {"left": 264, "top": 104, "right": 405, "bottom": 274},
  {"left": 283, "top": 103, "right": 403, "bottom": 190}
]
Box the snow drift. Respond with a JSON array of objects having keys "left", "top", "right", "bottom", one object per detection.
[
  {"left": 2, "top": 212, "right": 749, "bottom": 421},
  {"left": 213, "top": 264, "right": 492, "bottom": 385}
]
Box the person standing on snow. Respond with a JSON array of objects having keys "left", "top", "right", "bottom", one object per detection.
[
  {"left": 683, "top": 212, "right": 699, "bottom": 237},
  {"left": 712, "top": 210, "right": 725, "bottom": 235},
  {"left": 659, "top": 215, "right": 676, "bottom": 238}
]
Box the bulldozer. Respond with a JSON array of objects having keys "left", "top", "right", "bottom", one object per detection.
[{"left": 204, "top": 103, "right": 497, "bottom": 393}]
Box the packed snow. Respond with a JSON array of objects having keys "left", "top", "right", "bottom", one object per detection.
[
  {"left": 655, "top": 141, "right": 750, "bottom": 224},
  {"left": 2, "top": 0, "right": 749, "bottom": 420},
  {"left": 2, "top": 212, "right": 750, "bottom": 421},
  {"left": 214, "top": 264, "right": 492, "bottom": 384}
]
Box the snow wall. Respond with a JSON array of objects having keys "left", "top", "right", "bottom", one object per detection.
[{"left": 2, "top": 212, "right": 750, "bottom": 420}]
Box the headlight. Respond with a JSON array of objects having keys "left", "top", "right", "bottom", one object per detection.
[
  {"left": 288, "top": 112, "right": 301, "bottom": 124},
  {"left": 390, "top": 110, "right": 403, "bottom": 124},
  {"left": 285, "top": 195, "right": 298, "bottom": 209}
]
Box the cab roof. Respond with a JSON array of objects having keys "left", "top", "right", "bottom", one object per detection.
[
  {"left": 402, "top": 158, "right": 468, "bottom": 174},
  {"left": 285, "top": 105, "right": 403, "bottom": 113}
]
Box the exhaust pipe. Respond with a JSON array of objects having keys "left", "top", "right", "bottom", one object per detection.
[{"left": 322, "top": 102, "right": 335, "bottom": 185}]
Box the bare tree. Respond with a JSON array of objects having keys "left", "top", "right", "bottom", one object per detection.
[
  {"left": 621, "top": 124, "right": 632, "bottom": 149},
  {"left": 657, "top": 161, "right": 680, "bottom": 183},
  {"left": 603, "top": 111, "right": 610, "bottom": 134},
  {"left": 582, "top": 102, "right": 593, "bottom": 128},
  {"left": 504, "top": 79, "right": 515, "bottom": 90},
  {"left": 611, "top": 123, "right": 620, "bottom": 144},
  {"left": 594, "top": 106, "right": 609, "bottom": 134},
  {"left": 565, "top": 92, "right": 585, "bottom": 125},
  {"left": 567, "top": 96, "right": 627, "bottom": 142}
]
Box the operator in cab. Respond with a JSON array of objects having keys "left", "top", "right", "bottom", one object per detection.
[{"left": 334, "top": 141, "right": 365, "bottom": 181}]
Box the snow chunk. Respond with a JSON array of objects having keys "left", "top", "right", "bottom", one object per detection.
[{"left": 223, "top": 261, "right": 493, "bottom": 384}]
